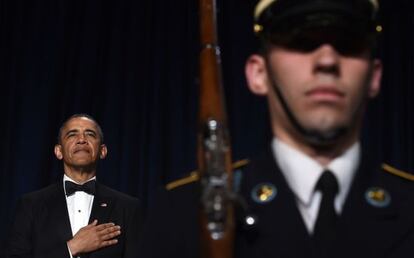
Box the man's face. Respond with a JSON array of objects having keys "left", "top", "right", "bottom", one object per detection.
[
  {"left": 54, "top": 117, "right": 107, "bottom": 169},
  {"left": 246, "top": 43, "right": 382, "bottom": 145}
]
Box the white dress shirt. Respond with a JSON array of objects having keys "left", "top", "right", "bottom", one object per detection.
[
  {"left": 272, "top": 138, "right": 360, "bottom": 234},
  {"left": 63, "top": 174, "right": 95, "bottom": 236},
  {"left": 64, "top": 175, "right": 96, "bottom": 257}
]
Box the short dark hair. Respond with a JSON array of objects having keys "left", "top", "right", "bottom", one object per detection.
[{"left": 57, "top": 113, "right": 104, "bottom": 144}]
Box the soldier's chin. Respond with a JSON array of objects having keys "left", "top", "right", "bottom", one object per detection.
[{"left": 301, "top": 126, "right": 348, "bottom": 147}]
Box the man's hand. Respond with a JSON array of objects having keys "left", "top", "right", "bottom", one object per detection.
[{"left": 67, "top": 220, "right": 121, "bottom": 256}]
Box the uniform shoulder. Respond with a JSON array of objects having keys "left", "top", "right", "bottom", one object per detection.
[
  {"left": 165, "top": 172, "right": 199, "bottom": 191},
  {"left": 165, "top": 159, "right": 250, "bottom": 191},
  {"left": 382, "top": 163, "right": 414, "bottom": 182}
]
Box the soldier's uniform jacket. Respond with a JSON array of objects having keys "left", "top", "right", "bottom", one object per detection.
[{"left": 142, "top": 146, "right": 414, "bottom": 258}]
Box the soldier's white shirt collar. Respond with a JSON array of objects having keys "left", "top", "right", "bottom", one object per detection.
[{"left": 272, "top": 138, "right": 360, "bottom": 214}]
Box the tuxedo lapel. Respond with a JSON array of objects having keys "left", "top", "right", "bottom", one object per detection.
[
  {"left": 46, "top": 182, "right": 73, "bottom": 241},
  {"left": 80, "top": 183, "right": 115, "bottom": 258},
  {"left": 89, "top": 182, "right": 114, "bottom": 224}
]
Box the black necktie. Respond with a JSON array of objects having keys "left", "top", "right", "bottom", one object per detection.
[
  {"left": 65, "top": 180, "right": 96, "bottom": 196},
  {"left": 313, "top": 170, "right": 339, "bottom": 257}
]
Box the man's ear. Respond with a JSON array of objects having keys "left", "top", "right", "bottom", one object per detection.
[
  {"left": 54, "top": 144, "right": 63, "bottom": 160},
  {"left": 99, "top": 144, "right": 108, "bottom": 160},
  {"left": 245, "top": 54, "right": 270, "bottom": 96},
  {"left": 368, "top": 59, "right": 383, "bottom": 98}
]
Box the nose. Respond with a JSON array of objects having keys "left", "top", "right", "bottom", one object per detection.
[
  {"left": 76, "top": 133, "right": 87, "bottom": 144},
  {"left": 313, "top": 44, "right": 340, "bottom": 76}
]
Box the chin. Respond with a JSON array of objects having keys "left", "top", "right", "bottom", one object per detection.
[
  {"left": 72, "top": 163, "right": 96, "bottom": 171},
  {"left": 305, "top": 116, "right": 348, "bottom": 132},
  {"left": 300, "top": 123, "right": 349, "bottom": 147}
]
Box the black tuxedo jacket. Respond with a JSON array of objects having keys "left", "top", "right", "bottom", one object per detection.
[
  {"left": 6, "top": 180, "right": 143, "bottom": 258},
  {"left": 142, "top": 147, "right": 414, "bottom": 258}
]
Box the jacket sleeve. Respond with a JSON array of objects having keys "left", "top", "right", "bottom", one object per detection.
[{"left": 5, "top": 197, "right": 72, "bottom": 258}]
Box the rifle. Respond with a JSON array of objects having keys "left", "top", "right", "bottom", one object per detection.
[{"left": 198, "top": 0, "right": 235, "bottom": 257}]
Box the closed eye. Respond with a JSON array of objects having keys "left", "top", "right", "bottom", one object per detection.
[
  {"left": 65, "top": 130, "right": 78, "bottom": 138},
  {"left": 85, "top": 130, "right": 97, "bottom": 138}
]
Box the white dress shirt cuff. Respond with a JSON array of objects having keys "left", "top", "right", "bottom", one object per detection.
[{"left": 67, "top": 242, "right": 74, "bottom": 258}]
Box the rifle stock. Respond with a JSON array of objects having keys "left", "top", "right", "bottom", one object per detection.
[{"left": 198, "top": 0, "right": 235, "bottom": 257}]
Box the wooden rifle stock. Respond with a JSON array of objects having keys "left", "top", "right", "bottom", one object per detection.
[{"left": 198, "top": 0, "right": 234, "bottom": 257}]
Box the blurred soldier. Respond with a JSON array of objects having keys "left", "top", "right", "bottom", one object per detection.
[{"left": 142, "top": 0, "right": 414, "bottom": 257}]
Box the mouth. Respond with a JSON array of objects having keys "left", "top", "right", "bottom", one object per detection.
[
  {"left": 305, "top": 86, "right": 345, "bottom": 102},
  {"left": 73, "top": 148, "right": 91, "bottom": 154}
]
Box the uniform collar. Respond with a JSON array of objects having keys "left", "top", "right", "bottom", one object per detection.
[{"left": 272, "top": 138, "right": 360, "bottom": 213}]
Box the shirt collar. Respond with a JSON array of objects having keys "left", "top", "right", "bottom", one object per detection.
[{"left": 272, "top": 138, "right": 360, "bottom": 211}]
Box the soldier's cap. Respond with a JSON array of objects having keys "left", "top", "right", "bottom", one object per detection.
[{"left": 254, "top": 0, "right": 381, "bottom": 54}]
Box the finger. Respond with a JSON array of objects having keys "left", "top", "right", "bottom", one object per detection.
[
  {"left": 78, "top": 220, "right": 98, "bottom": 231},
  {"left": 99, "top": 238, "right": 118, "bottom": 248},
  {"left": 98, "top": 225, "right": 121, "bottom": 236},
  {"left": 100, "top": 229, "right": 121, "bottom": 240},
  {"left": 87, "top": 219, "right": 98, "bottom": 227},
  {"left": 96, "top": 222, "right": 116, "bottom": 231}
]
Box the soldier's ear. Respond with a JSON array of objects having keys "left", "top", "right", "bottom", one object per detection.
[
  {"left": 368, "top": 59, "right": 382, "bottom": 98},
  {"left": 245, "top": 54, "right": 270, "bottom": 96},
  {"left": 99, "top": 144, "right": 108, "bottom": 160},
  {"left": 54, "top": 144, "right": 63, "bottom": 160}
]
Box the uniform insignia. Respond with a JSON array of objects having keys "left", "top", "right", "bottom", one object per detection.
[
  {"left": 100, "top": 203, "right": 108, "bottom": 207},
  {"left": 251, "top": 183, "right": 277, "bottom": 204},
  {"left": 365, "top": 187, "right": 391, "bottom": 208}
]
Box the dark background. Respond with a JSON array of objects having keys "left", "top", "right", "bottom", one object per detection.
[{"left": 0, "top": 0, "right": 413, "bottom": 252}]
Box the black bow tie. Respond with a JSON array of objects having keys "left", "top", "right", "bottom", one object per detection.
[{"left": 65, "top": 180, "right": 96, "bottom": 196}]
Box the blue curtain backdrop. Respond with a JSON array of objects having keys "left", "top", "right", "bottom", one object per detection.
[{"left": 0, "top": 0, "right": 413, "bottom": 252}]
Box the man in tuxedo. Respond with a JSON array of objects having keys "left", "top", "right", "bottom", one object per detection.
[
  {"left": 142, "top": 0, "right": 414, "bottom": 257},
  {"left": 6, "top": 114, "right": 143, "bottom": 258}
]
